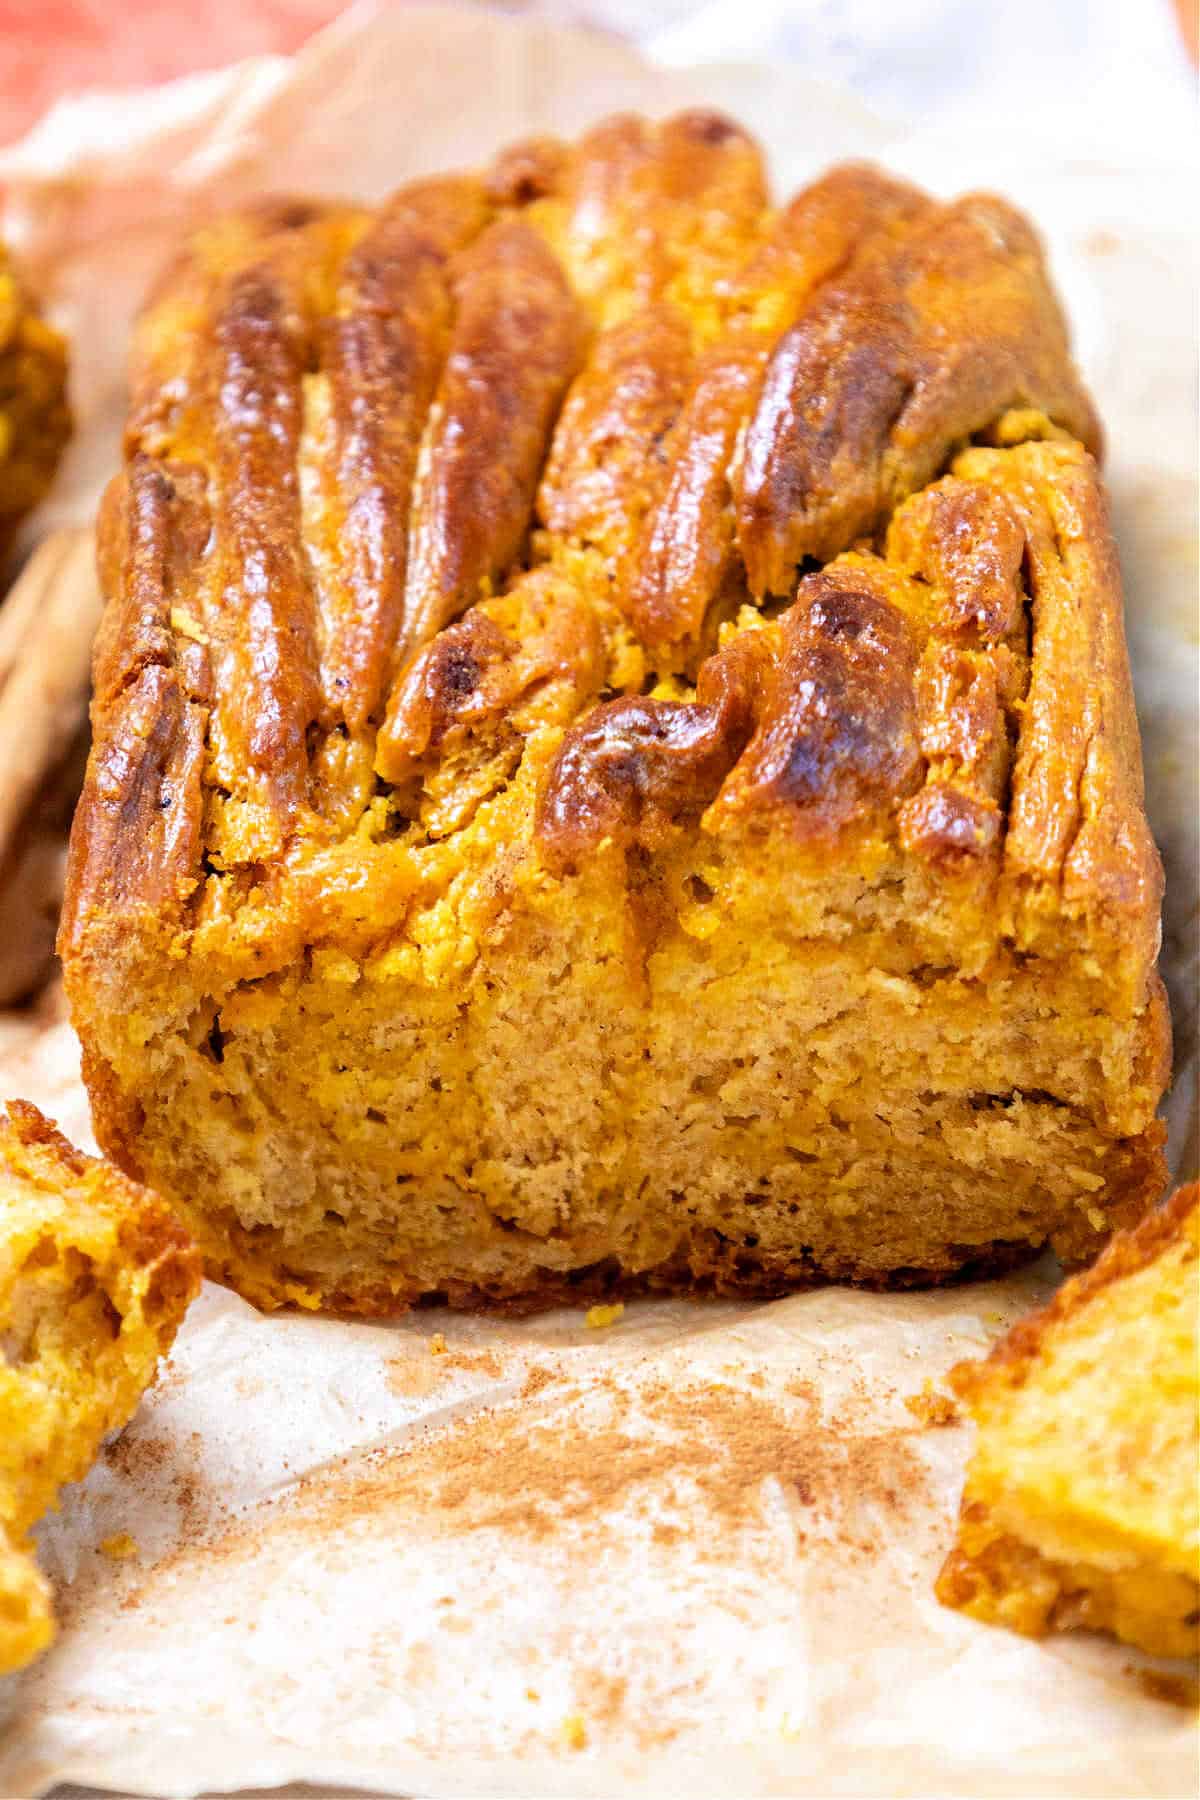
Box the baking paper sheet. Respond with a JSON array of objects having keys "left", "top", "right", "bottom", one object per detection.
[{"left": 0, "top": 7, "right": 1196, "bottom": 1795}]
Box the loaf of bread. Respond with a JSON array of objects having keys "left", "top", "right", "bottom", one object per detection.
[
  {"left": 61, "top": 112, "right": 1169, "bottom": 1315},
  {"left": 938, "top": 1184, "right": 1198, "bottom": 1657},
  {"left": 0, "top": 243, "right": 70, "bottom": 563},
  {"left": 0, "top": 1101, "right": 199, "bottom": 1674}
]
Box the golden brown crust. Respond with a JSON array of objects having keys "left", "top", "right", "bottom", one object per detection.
[
  {"left": 536, "top": 627, "right": 772, "bottom": 868},
  {"left": 736, "top": 196, "right": 1101, "bottom": 593},
  {"left": 936, "top": 1520, "right": 1200, "bottom": 1659},
  {"left": 377, "top": 567, "right": 604, "bottom": 795},
  {"left": 888, "top": 476, "right": 1027, "bottom": 870},
  {"left": 317, "top": 177, "right": 489, "bottom": 727},
  {"left": 707, "top": 568, "right": 924, "bottom": 841},
  {"left": 979, "top": 442, "right": 1163, "bottom": 957},
  {"left": 887, "top": 475, "right": 1027, "bottom": 640},
  {"left": 59, "top": 459, "right": 210, "bottom": 958},
  {"left": 547, "top": 110, "right": 768, "bottom": 310},
  {"left": 289, "top": 1241, "right": 1052, "bottom": 1319},
  {"left": 530, "top": 436, "right": 1164, "bottom": 950},
  {"left": 398, "top": 218, "right": 587, "bottom": 665},
  {"left": 64, "top": 121, "right": 1119, "bottom": 953},
  {"left": 486, "top": 136, "right": 570, "bottom": 209},
  {"left": 532, "top": 112, "right": 768, "bottom": 594},
  {"left": 209, "top": 264, "right": 326, "bottom": 832},
  {"left": 537, "top": 303, "right": 693, "bottom": 565},
  {"left": 626, "top": 164, "right": 930, "bottom": 657}
]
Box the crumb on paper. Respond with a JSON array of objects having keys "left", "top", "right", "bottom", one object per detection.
[
  {"left": 99, "top": 1531, "right": 138, "bottom": 1560},
  {"left": 1127, "top": 1667, "right": 1200, "bottom": 1709},
  {"left": 525, "top": 1685, "right": 540, "bottom": 1702},
  {"left": 903, "top": 1380, "right": 960, "bottom": 1428},
  {"left": 561, "top": 1714, "right": 588, "bottom": 1751},
  {"left": 584, "top": 1302, "right": 624, "bottom": 1330},
  {"left": 429, "top": 1331, "right": 448, "bottom": 1356}
]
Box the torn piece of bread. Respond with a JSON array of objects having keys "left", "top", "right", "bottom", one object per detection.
[
  {"left": 0, "top": 1101, "right": 199, "bottom": 1675},
  {"left": 60, "top": 113, "right": 1167, "bottom": 1316},
  {"left": 938, "top": 1184, "right": 1199, "bottom": 1658},
  {"left": 0, "top": 243, "right": 70, "bottom": 564}
]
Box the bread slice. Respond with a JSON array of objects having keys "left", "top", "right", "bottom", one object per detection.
[
  {"left": 0, "top": 1101, "right": 199, "bottom": 1674},
  {"left": 938, "top": 1184, "right": 1199, "bottom": 1657},
  {"left": 60, "top": 113, "right": 1168, "bottom": 1315}
]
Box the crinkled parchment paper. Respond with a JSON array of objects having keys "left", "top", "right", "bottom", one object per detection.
[{"left": 0, "top": 7, "right": 1196, "bottom": 1795}]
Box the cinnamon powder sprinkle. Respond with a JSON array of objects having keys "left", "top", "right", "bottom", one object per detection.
[
  {"left": 388, "top": 1341, "right": 506, "bottom": 1395},
  {"left": 288, "top": 1370, "right": 931, "bottom": 1555},
  {"left": 575, "top": 1669, "right": 629, "bottom": 1730},
  {"left": 102, "top": 1364, "right": 933, "bottom": 1651}
]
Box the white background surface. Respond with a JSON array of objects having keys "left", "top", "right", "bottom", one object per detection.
[{"left": 569, "top": 0, "right": 1196, "bottom": 140}]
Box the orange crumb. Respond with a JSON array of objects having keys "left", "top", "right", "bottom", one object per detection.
[
  {"left": 904, "top": 1381, "right": 960, "bottom": 1427},
  {"left": 99, "top": 1532, "right": 139, "bottom": 1560},
  {"left": 561, "top": 1714, "right": 588, "bottom": 1750},
  {"left": 584, "top": 1303, "right": 625, "bottom": 1330}
]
